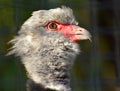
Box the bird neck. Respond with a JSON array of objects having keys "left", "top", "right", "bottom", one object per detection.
[
  {"left": 9, "top": 31, "right": 80, "bottom": 91},
  {"left": 20, "top": 39, "right": 79, "bottom": 91},
  {"left": 27, "top": 79, "right": 57, "bottom": 91}
]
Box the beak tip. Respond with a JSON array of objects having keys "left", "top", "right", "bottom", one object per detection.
[
  {"left": 88, "top": 35, "right": 92, "bottom": 42},
  {"left": 89, "top": 38, "right": 92, "bottom": 42}
]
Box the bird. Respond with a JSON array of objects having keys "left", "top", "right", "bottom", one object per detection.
[{"left": 8, "top": 6, "right": 91, "bottom": 91}]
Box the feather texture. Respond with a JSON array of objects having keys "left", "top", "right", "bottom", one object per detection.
[{"left": 8, "top": 6, "right": 90, "bottom": 91}]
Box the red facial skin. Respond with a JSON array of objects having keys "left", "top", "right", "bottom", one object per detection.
[{"left": 45, "top": 21, "right": 91, "bottom": 42}]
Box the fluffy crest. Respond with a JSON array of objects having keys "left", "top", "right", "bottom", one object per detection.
[{"left": 22, "top": 6, "right": 78, "bottom": 30}]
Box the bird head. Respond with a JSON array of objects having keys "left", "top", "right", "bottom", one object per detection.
[
  {"left": 20, "top": 6, "right": 91, "bottom": 43},
  {"left": 8, "top": 6, "right": 92, "bottom": 91}
]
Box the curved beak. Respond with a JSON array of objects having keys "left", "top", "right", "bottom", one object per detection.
[
  {"left": 71, "top": 25, "right": 92, "bottom": 42},
  {"left": 57, "top": 23, "right": 91, "bottom": 42}
]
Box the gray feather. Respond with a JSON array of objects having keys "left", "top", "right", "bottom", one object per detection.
[{"left": 8, "top": 6, "right": 80, "bottom": 91}]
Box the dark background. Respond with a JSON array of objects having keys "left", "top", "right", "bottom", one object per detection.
[{"left": 0, "top": 0, "right": 120, "bottom": 91}]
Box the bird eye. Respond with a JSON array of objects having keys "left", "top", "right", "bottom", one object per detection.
[{"left": 48, "top": 22, "right": 58, "bottom": 30}]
